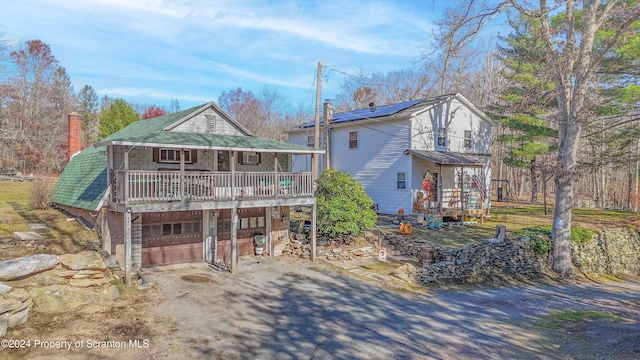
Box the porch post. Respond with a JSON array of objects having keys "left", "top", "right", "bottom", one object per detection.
[
  {"left": 180, "top": 149, "right": 185, "bottom": 201},
  {"left": 274, "top": 153, "right": 279, "bottom": 199},
  {"left": 203, "top": 210, "right": 211, "bottom": 263},
  {"left": 124, "top": 208, "right": 132, "bottom": 286},
  {"left": 311, "top": 202, "right": 317, "bottom": 262},
  {"left": 460, "top": 166, "right": 465, "bottom": 212},
  {"left": 266, "top": 206, "right": 273, "bottom": 258},
  {"left": 231, "top": 205, "right": 238, "bottom": 274},
  {"left": 438, "top": 164, "right": 443, "bottom": 215},
  {"left": 123, "top": 147, "right": 129, "bottom": 206}
]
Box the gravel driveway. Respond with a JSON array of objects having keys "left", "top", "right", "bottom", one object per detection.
[{"left": 142, "top": 257, "right": 640, "bottom": 360}]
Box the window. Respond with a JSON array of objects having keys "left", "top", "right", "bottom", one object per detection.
[
  {"left": 464, "top": 130, "right": 472, "bottom": 149},
  {"left": 397, "top": 172, "right": 406, "bottom": 190},
  {"left": 437, "top": 128, "right": 446, "bottom": 147},
  {"left": 349, "top": 131, "right": 358, "bottom": 149},
  {"left": 306, "top": 135, "right": 314, "bottom": 147},
  {"left": 156, "top": 148, "right": 194, "bottom": 164}
]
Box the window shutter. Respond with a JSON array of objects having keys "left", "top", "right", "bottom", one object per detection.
[
  {"left": 191, "top": 150, "right": 197, "bottom": 164},
  {"left": 153, "top": 148, "right": 159, "bottom": 162},
  {"left": 238, "top": 151, "right": 243, "bottom": 164}
]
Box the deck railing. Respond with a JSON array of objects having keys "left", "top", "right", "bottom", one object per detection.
[
  {"left": 411, "top": 188, "right": 482, "bottom": 212},
  {"left": 115, "top": 170, "right": 314, "bottom": 203}
]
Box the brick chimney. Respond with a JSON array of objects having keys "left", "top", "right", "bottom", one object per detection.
[{"left": 68, "top": 112, "right": 82, "bottom": 161}]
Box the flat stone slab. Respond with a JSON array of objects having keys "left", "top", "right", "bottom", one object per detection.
[
  {"left": 13, "top": 232, "right": 43, "bottom": 240},
  {"left": 27, "top": 223, "right": 47, "bottom": 230},
  {"left": 0, "top": 254, "right": 60, "bottom": 281},
  {"left": 60, "top": 252, "right": 106, "bottom": 271},
  {"left": 0, "top": 283, "right": 11, "bottom": 295}
]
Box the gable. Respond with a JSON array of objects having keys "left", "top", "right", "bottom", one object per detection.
[{"left": 167, "top": 104, "right": 249, "bottom": 136}]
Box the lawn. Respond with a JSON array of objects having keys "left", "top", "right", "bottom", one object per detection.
[
  {"left": 379, "top": 201, "right": 640, "bottom": 248},
  {"left": 0, "top": 180, "right": 99, "bottom": 259}
]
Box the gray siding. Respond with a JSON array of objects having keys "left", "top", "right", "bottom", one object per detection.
[{"left": 171, "top": 108, "right": 245, "bottom": 136}]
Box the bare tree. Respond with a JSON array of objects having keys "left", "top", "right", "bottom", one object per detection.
[
  {"left": 443, "top": 0, "right": 640, "bottom": 275},
  {"left": 0, "top": 40, "right": 76, "bottom": 172}
]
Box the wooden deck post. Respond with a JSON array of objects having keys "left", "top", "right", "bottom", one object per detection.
[
  {"left": 231, "top": 205, "right": 238, "bottom": 274},
  {"left": 311, "top": 202, "right": 317, "bottom": 262},
  {"left": 123, "top": 148, "right": 129, "bottom": 206},
  {"left": 124, "top": 208, "right": 132, "bottom": 286}
]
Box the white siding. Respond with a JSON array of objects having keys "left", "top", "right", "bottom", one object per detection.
[
  {"left": 289, "top": 130, "right": 327, "bottom": 174},
  {"left": 411, "top": 98, "right": 492, "bottom": 154},
  {"left": 331, "top": 120, "right": 412, "bottom": 214},
  {"left": 171, "top": 108, "right": 245, "bottom": 136}
]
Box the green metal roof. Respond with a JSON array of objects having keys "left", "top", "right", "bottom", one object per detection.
[
  {"left": 52, "top": 145, "right": 107, "bottom": 211},
  {"left": 96, "top": 103, "right": 324, "bottom": 154}
]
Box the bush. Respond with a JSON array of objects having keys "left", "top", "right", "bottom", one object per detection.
[
  {"left": 316, "top": 169, "right": 377, "bottom": 237},
  {"left": 31, "top": 177, "right": 57, "bottom": 209},
  {"left": 514, "top": 225, "right": 594, "bottom": 255}
]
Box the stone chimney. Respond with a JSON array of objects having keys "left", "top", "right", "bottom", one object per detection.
[{"left": 68, "top": 112, "right": 81, "bottom": 161}]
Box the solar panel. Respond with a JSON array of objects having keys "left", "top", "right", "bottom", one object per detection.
[{"left": 299, "top": 99, "right": 424, "bottom": 128}]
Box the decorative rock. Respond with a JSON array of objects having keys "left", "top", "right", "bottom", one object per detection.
[
  {"left": 0, "top": 298, "right": 21, "bottom": 314},
  {"left": 105, "top": 255, "right": 121, "bottom": 269},
  {"left": 60, "top": 251, "right": 106, "bottom": 271},
  {"left": 0, "top": 313, "right": 8, "bottom": 337},
  {"left": 4, "top": 288, "right": 29, "bottom": 303},
  {"left": 103, "top": 285, "right": 120, "bottom": 300},
  {"left": 69, "top": 277, "right": 112, "bottom": 288},
  {"left": 8, "top": 306, "right": 29, "bottom": 328},
  {"left": 393, "top": 263, "right": 417, "bottom": 282},
  {"left": 0, "top": 283, "right": 11, "bottom": 295},
  {"left": 29, "top": 285, "right": 113, "bottom": 313},
  {"left": 0, "top": 254, "right": 61, "bottom": 281},
  {"left": 55, "top": 269, "right": 79, "bottom": 278},
  {"left": 36, "top": 272, "right": 67, "bottom": 286}
]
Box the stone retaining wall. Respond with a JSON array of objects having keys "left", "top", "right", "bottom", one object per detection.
[{"left": 572, "top": 227, "right": 640, "bottom": 276}]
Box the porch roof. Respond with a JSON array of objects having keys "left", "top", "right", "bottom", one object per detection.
[{"left": 404, "top": 150, "right": 486, "bottom": 166}]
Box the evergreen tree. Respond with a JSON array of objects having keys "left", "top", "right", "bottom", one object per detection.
[
  {"left": 99, "top": 99, "right": 139, "bottom": 139},
  {"left": 495, "top": 15, "right": 557, "bottom": 203},
  {"left": 77, "top": 85, "right": 99, "bottom": 145}
]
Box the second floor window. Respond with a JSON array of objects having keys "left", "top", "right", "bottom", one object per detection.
[
  {"left": 397, "top": 172, "right": 406, "bottom": 190},
  {"left": 306, "top": 135, "right": 314, "bottom": 147},
  {"left": 464, "top": 130, "right": 472, "bottom": 149},
  {"left": 349, "top": 131, "right": 358, "bottom": 149},
  {"left": 437, "top": 128, "right": 446, "bottom": 147}
]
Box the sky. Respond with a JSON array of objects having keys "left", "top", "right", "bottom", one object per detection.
[{"left": 0, "top": 0, "right": 496, "bottom": 111}]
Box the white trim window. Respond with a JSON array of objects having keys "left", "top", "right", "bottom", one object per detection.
[
  {"left": 464, "top": 130, "right": 472, "bottom": 149},
  {"left": 397, "top": 172, "right": 406, "bottom": 190},
  {"left": 306, "top": 135, "right": 314, "bottom": 147},
  {"left": 437, "top": 128, "right": 446, "bottom": 147},
  {"left": 159, "top": 148, "right": 192, "bottom": 164},
  {"left": 349, "top": 131, "right": 358, "bottom": 149}
]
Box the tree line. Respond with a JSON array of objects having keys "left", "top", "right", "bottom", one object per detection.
[{"left": 0, "top": 38, "right": 308, "bottom": 174}]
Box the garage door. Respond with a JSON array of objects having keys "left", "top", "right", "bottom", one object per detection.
[{"left": 141, "top": 211, "right": 203, "bottom": 266}]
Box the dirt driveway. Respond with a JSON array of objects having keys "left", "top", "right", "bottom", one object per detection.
[{"left": 138, "top": 257, "right": 640, "bottom": 360}]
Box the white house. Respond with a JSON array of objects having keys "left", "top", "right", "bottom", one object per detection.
[{"left": 288, "top": 93, "right": 495, "bottom": 217}]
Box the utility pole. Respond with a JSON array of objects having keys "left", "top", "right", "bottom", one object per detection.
[
  {"left": 312, "top": 62, "right": 322, "bottom": 181},
  {"left": 323, "top": 99, "right": 333, "bottom": 171}
]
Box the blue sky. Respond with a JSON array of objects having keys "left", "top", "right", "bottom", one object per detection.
[{"left": 1, "top": 0, "right": 493, "bottom": 111}]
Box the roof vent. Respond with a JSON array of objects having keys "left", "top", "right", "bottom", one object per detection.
[{"left": 369, "top": 102, "right": 376, "bottom": 112}]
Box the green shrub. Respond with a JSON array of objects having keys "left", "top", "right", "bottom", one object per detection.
[
  {"left": 316, "top": 169, "right": 377, "bottom": 237},
  {"left": 514, "top": 225, "right": 593, "bottom": 255}
]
